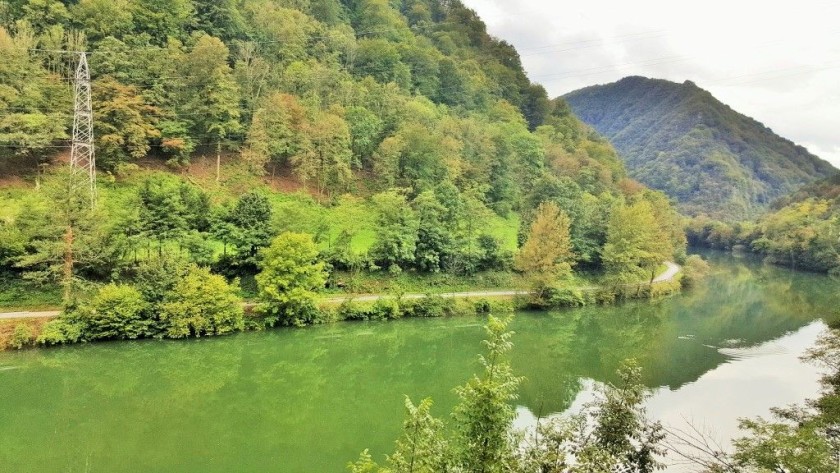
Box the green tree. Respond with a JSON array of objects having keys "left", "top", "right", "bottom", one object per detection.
[
  {"left": 346, "top": 106, "right": 383, "bottom": 167},
  {"left": 226, "top": 190, "right": 273, "bottom": 269},
  {"left": 602, "top": 201, "right": 669, "bottom": 285},
  {"left": 292, "top": 108, "right": 353, "bottom": 197},
  {"left": 256, "top": 232, "right": 327, "bottom": 326},
  {"left": 385, "top": 397, "right": 448, "bottom": 473},
  {"left": 370, "top": 190, "right": 418, "bottom": 272},
  {"left": 413, "top": 191, "right": 452, "bottom": 273},
  {"left": 137, "top": 177, "right": 188, "bottom": 254},
  {"left": 78, "top": 284, "right": 150, "bottom": 340},
  {"left": 451, "top": 315, "right": 521, "bottom": 473},
  {"left": 159, "top": 264, "right": 244, "bottom": 338},
  {"left": 180, "top": 35, "right": 242, "bottom": 179}
]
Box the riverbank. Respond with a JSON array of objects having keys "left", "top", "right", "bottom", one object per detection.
[{"left": 0, "top": 262, "right": 683, "bottom": 351}]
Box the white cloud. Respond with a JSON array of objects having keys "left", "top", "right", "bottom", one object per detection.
[{"left": 463, "top": 0, "right": 840, "bottom": 169}]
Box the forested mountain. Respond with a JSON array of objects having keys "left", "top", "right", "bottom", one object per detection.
[
  {"left": 0, "top": 0, "right": 629, "bottom": 207},
  {"left": 0, "top": 0, "right": 687, "bottom": 320},
  {"left": 564, "top": 76, "right": 836, "bottom": 219}
]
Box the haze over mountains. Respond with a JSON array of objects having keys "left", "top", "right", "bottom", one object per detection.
[{"left": 564, "top": 76, "right": 836, "bottom": 219}]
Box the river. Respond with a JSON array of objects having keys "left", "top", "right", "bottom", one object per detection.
[{"left": 0, "top": 252, "right": 837, "bottom": 472}]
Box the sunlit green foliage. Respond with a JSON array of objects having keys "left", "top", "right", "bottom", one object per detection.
[
  {"left": 159, "top": 265, "right": 244, "bottom": 338},
  {"left": 257, "top": 232, "right": 327, "bottom": 326}
]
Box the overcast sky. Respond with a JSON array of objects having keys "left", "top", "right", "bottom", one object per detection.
[{"left": 462, "top": 0, "right": 840, "bottom": 169}]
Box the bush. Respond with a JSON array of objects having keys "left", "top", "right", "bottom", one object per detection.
[
  {"left": 80, "top": 284, "right": 151, "bottom": 340},
  {"left": 401, "top": 295, "right": 454, "bottom": 318},
  {"left": 37, "top": 317, "right": 84, "bottom": 346},
  {"left": 257, "top": 232, "right": 327, "bottom": 327},
  {"left": 159, "top": 265, "right": 245, "bottom": 338},
  {"left": 10, "top": 324, "right": 33, "bottom": 349},
  {"left": 547, "top": 286, "right": 587, "bottom": 307}
]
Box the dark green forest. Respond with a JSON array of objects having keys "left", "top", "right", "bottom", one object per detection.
[{"left": 564, "top": 76, "right": 836, "bottom": 220}]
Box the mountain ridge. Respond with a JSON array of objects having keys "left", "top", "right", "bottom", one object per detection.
[{"left": 563, "top": 76, "right": 835, "bottom": 219}]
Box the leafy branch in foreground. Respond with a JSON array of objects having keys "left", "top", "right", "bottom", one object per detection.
[{"left": 350, "top": 316, "right": 667, "bottom": 473}]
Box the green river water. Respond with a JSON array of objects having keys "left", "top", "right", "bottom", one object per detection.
[{"left": 0, "top": 252, "right": 838, "bottom": 472}]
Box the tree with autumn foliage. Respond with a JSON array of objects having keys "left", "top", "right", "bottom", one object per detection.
[
  {"left": 93, "top": 76, "right": 160, "bottom": 170},
  {"left": 515, "top": 201, "right": 576, "bottom": 295}
]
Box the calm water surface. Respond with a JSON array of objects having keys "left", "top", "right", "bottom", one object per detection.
[{"left": 0, "top": 252, "right": 837, "bottom": 472}]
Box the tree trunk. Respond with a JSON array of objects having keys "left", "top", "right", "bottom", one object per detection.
[{"left": 63, "top": 224, "right": 74, "bottom": 304}]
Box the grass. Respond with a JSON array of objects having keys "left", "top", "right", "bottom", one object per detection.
[{"left": 0, "top": 276, "right": 62, "bottom": 311}]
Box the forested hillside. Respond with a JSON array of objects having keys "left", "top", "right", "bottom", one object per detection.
[
  {"left": 0, "top": 0, "right": 687, "bottom": 336},
  {"left": 687, "top": 172, "right": 840, "bottom": 274},
  {"left": 564, "top": 76, "right": 835, "bottom": 219}
]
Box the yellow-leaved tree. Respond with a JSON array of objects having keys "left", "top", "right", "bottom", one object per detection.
[{"left": 515, "top": 201, "right": 576, "bottom": 296}]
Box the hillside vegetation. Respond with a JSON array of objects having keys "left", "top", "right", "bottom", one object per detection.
[
  {"left": 564, "top": 76, "right": 835, "bottom": 219},
  {"left": 0, "top": 0, "right": 686, "bottom": 340},
  {"left": 687, "top": 172, "right": 840, "bottom": 274}
]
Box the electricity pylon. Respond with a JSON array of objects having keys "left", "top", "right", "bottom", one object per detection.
[{"left": 69, "top": 51, "right": 96, "bottom": 206}]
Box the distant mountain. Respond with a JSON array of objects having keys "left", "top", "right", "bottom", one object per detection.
[{"left": 563, "top": 76, "right": 836, "bottom": 219}]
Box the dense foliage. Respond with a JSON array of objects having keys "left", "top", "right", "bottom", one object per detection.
[
  {"left": 686, "top": 173, "right": 840, "bottom": 274},
  {"left": 0, "top": 0, "right": 687, "bottom": 312},
  {"left": 564, "top": 76, "right": 835, "bottom": 219}
]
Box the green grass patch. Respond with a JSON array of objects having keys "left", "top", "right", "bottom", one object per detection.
[{"left": 0, "top": 276, "right": 62, "bottom": 311}]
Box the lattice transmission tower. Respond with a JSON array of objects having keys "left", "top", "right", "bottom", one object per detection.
[{"left": 69, "top": 52, "right": 96, "bottom": 205}]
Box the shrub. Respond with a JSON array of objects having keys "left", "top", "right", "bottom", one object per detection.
[
  {"left": 80, "top": 284, "right": 151, "bottom": 340},
  {"left": 159, "top": 265, "right": 245, "bottom": 338},
  {"left": 547, "top": 287, "right": 587, "bottom": 307},
  {"left": 337, "top": 300, "right": 370, "bottom": 321},
  {"left": 10, "top": 324, "right": 33, "bottom": 349},
  {"left": 402, "top": 295, "right": 454, "bottom": 318},
  {"left": 37, "top": 317, "right": 84, "bottom": 346}
]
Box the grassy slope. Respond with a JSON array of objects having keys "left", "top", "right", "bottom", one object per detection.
[{"left": 0, "top": 158, "right": 522, "bottom": 310}]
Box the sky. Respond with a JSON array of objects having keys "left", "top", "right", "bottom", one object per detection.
[{"left": 461, "top": 0, "right": 840, "bottom": 168}]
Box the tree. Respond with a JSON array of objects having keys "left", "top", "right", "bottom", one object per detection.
[
  {"left": 602, "top": 201, "right": 669, "bottom": 285},
  {"left": 256, "top": 232, "right": 327, "bottom": 326},
  {"left": 369, "top": 190, "right": 418, "bottom": 272},
  {"left": 451, "top": 315, "right": 521, "bottom": 473},
  {"left": 226, "top": 191, "right": 273, "bottom": 269},
  {"left": 0, "top": 25, "right": 70, "bottom": 166},
  {"left": 521, "top": 361, "right": 666, "bottom": 473},
  {"left": 93, "top": 76, "right": 160, "bottom": 170},
  {"left": 137, "top": 178, "right": 188, "bottom": 254},
  {"left": 515, "top": 201, "right": 575, "bottom": 294},
  {"left": 78, "top": 284, "right": 150, "bottom": 340},
  {"left": 385, "top": 397, "right": 448, "bottom": 473},
  {"left": 346, "top": 106, "right": 383, "bottom": 167},
  {"left": 180, "top": 35, "right": 242, "bottom": 179},
  {"left": 244, "top": 93, "right": 309, "bottom": 171},
  {"left": 14, "top": 169, "right": 122, "bottom": 304},
  {"left": 292, "top": 108, "right": 353, "bottom": 197},
  {"left": 413, "top": 191, "right": 452, "bottom": 273},
  {"left": 159, "top": 264, "right": 244, "bottom": 338}
]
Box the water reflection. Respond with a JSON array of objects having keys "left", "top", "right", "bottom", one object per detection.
[{"left": 0, "top": 252, "right": 836, "bottom": 472}]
